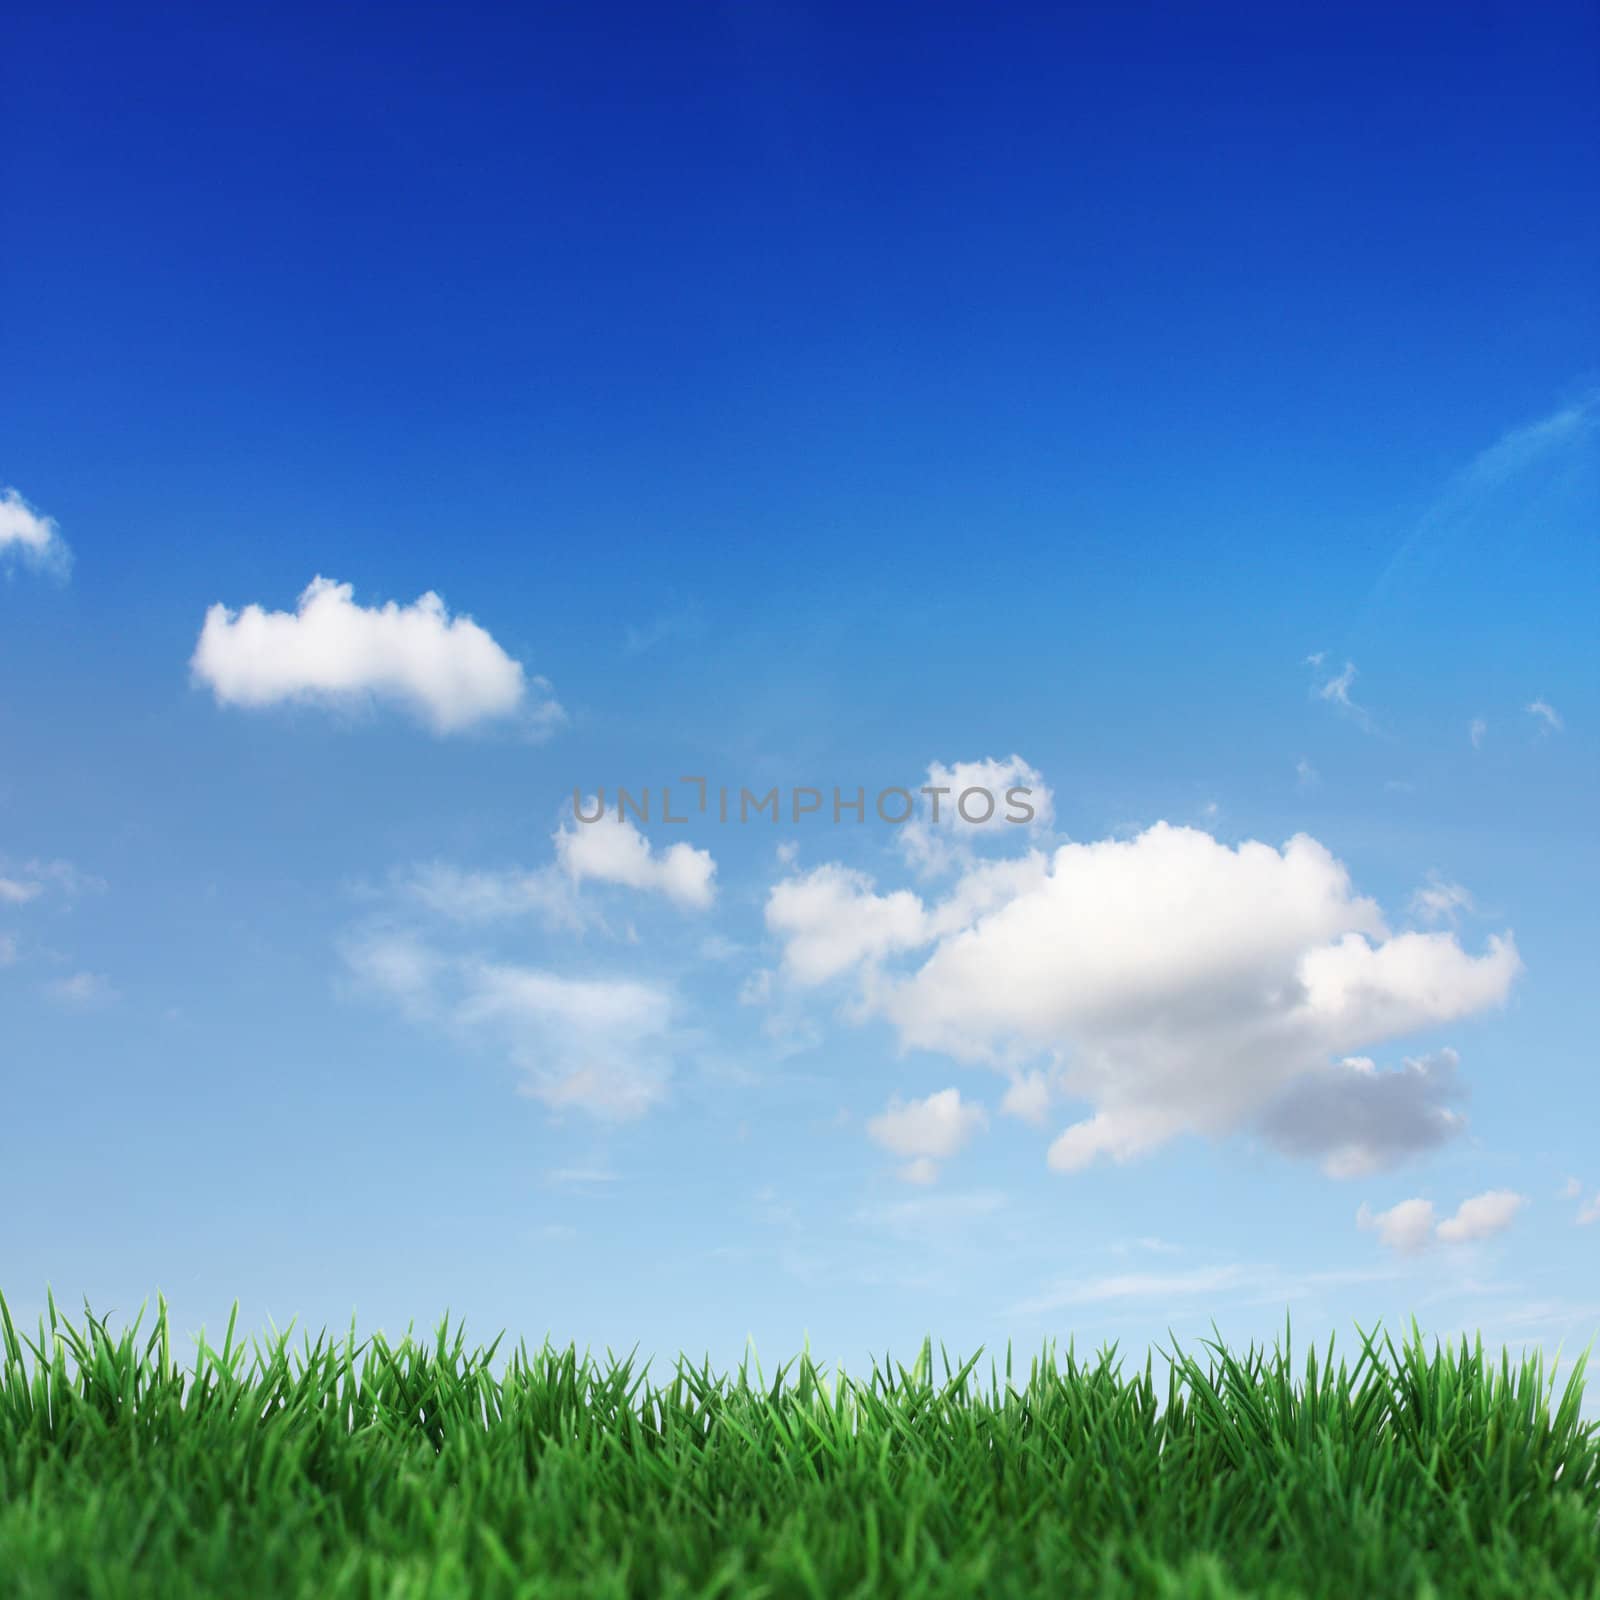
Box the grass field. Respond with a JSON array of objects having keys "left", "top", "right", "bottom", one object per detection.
[{"left": 2, "top": 1294, "right": 1597, "bottom": 1599}]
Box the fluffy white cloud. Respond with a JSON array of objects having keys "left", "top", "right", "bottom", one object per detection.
[
  {"left": 557, "top": 813, "right": 716, "bottom": 909},
  {"left": 191, "top": 576, "right": 554, "bottom": 734},
  {"left": 867, "top": 1087, "right": 987, "bottom": 1185},
  {"left": 1436, "top": 1189, "right": 1526, "bottom": 1244},
  {"left": 0, "top": 488, "right": 72, "bottom": 577},
  {"left": 401, "top": 816, "right": 717, "bottom": 926},
  {"left": 868, "top": 1087, "right": 986, "bottom": 1158},
  {"left": 0, "top": 877, "right": 40, "bottom": 906},
  {"left": 767, "top": 864, "right": 929, "bottom": 984},
  {"left": 765, "top": 819, "right": 1520, "bottom": 1174},
  {"left": 1357, "top": 1197, "right": 1437, "bottom": 1255},
  {"left": 898, "top": 755, "right": 1054, "bottom": 874},
  {"left": 1358, "top": 1189, "right": 1526, "bottom": 1253},
  {"left": 342, "top": 932, "right": 675, "bottom": 1120}
]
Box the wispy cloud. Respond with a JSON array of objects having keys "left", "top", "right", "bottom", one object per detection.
[
  {"left": 1311, "top": 659, "right": 1375, "bottom": 732},
  {"left": 0, "top": 487, "right": 72, "bottom": 579},
  {"left": 45, "top": 971, "right": 115, "bottom": 1008},
  {"left": 1009, "top": 1260, "right": 1398, "bottom": 1318},
  {"left": 623, "top": 596, "right": 704, "bottom": 656},
  {"left": 1527, "top": 698, "right": 1564, "bottom": 735}
]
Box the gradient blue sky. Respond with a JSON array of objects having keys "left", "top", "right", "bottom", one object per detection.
[{"left": 3, "top": 1, "right": 1597, "bottom": 1391}]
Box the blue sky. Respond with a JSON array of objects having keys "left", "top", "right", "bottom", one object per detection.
[{"left": 2, "top": 1, "right": 1597, "bottom": 1393}]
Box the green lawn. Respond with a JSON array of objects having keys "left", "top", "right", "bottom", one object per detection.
[{"left": 2, "top": 1293, "right": 1596, "bottom": 1598}]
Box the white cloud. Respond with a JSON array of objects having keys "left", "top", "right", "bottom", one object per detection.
[
  {"left": 897, "top": 755, "right": 1054, "bottom": 875},
  {"left": 1410, "top": 877, "right": 1475, "bottom": 924},
  {"left": 557, "top": 813, "right": 716, "bottom": 909},
  {"left": 867, "top": 1087, "right": 987, "bottom": 1158},
  {"left": 401, "top": 862, "right": 579, "bottom": 927},
  {"left": 191, "top": 576, "right": 554, "bottom": 735},
  {"left": 0, "top": 934, "right": 17, "bottom": 966},
  {"left": 897, "top": 1156, "right": 940, "bottom": 1186},
  {"left": 0, "top": 859, "right": 100, "bottom": 904},
  {"left": 1527, "top": 698, "right": 1564, "bottom": 735},
  {"left": 766, "top": 863, "right": 930, "bottom": 984},
  {"left": 766, "top": 820, "right": 1520, "bottom": 1175},
  {"left": 1313, "top": 660, "right": 1374, "bottom": 730},
  {"left": 398, "top": 815, "right": 717, "bottom": 927},
  {"left": 1357, "top": 1197, "right": 1437, "bottom": 1255},
  {"left": 1295, "top": 758, "right": 1319, "bottom": 790},
  {"left": 999, "top": 1070, "right": 1052, "bottom": 1125},
  {"left": 45, "top": 971, "right": 114, "bottom": 1008},
  {"left": 0, "top": 488, "right": 72, "bottom": 578},
  {"left": 1358, "top": 1189, "right": 1526, "bottom": 1253},
  {"left": 1579, "top": 1195, "right": 1600, "bottom": 1227},
  {"left": 343, "top": 932, "right": 676, "bottom": 1120},
  {"left": 1436, "top": 1189, "right": 1526, "bottom": 1244},
  {"left": 1469, "top": 718, "right": 1487, "bottom": 750},
  {"left": 1561, "top": 1176, "right": 1582, "bottom": 1199}
]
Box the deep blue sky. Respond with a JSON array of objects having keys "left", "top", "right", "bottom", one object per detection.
[{"left": 2, "top": 1, "right": 1597, "bottom": 1388}]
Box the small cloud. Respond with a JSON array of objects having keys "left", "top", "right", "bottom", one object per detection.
[
  {"left": 191, "top": 576, "right": 555, "bottom": 735},
  {"left": 557, "top": 812, "right": 716, "bottom": 910},
  {"left": 0, "top": 487, "right": 73, "bottom": 579},
  {"left": 1358, "top": 1188, "right": 1526, "bottom": 1253},
  {"left": 1295, "top": 758, "right": 1319, "bottom": 791},
  {"left": 1304, "top": 650, "right": 1327, "bottom": 668},
  {"left": 1312, "top": 660, "right": 1374, "bottom": 731},
  {"left": 0, "top": 859, "right": 101, "bottom": 904},
  {"left": 1410, "top": 876, "right": 1475, "bottom": 925},
  {"left": 623, "top": 596, "right": 703, "bottom": 656},
  {"left": 999, "top": 1070, "right": 1052, "bottom": 1126},
  {"left": 45, "top": 971, "right": 114, "bottom": 1008},
  {"left": 1579, "top": 1194, "right": 1600, "bottom": 1227},
  {"left": 0, "top": 934, "right": 17, "bottom": 965},
  {"left": 1437, "top": 1189, "right": 1526, "bottom": 1245},
  {"left": 544, "top": 1168, "right": 619, "bottom": 1190},
  {"left": 867, "top": 1087, "right": 987, "bottom": 1186},
  {"left": 1469, "top": 718, "right": 1487, "bottom": 750},
  {"left": 1357, "top": 1197, "right": 1436, "bottom": 1255},
  {"left": 1527, "top": 698, "right": 1564, "bottom": 735},
  {"left": 1561, "top": 1176, "right": 1582, "bottom": 1199},
  {"left": 738, "top": 968, "right": 774, "bottom": 1006}
]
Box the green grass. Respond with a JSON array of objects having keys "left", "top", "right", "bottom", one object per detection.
[{"left": 2, "top": 1293, "right": 1597, "bottom": 1599}]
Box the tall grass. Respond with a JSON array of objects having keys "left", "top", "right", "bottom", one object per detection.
[{"left": 2, "top": 1290, "right": 1597, "bottom": 1598}]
